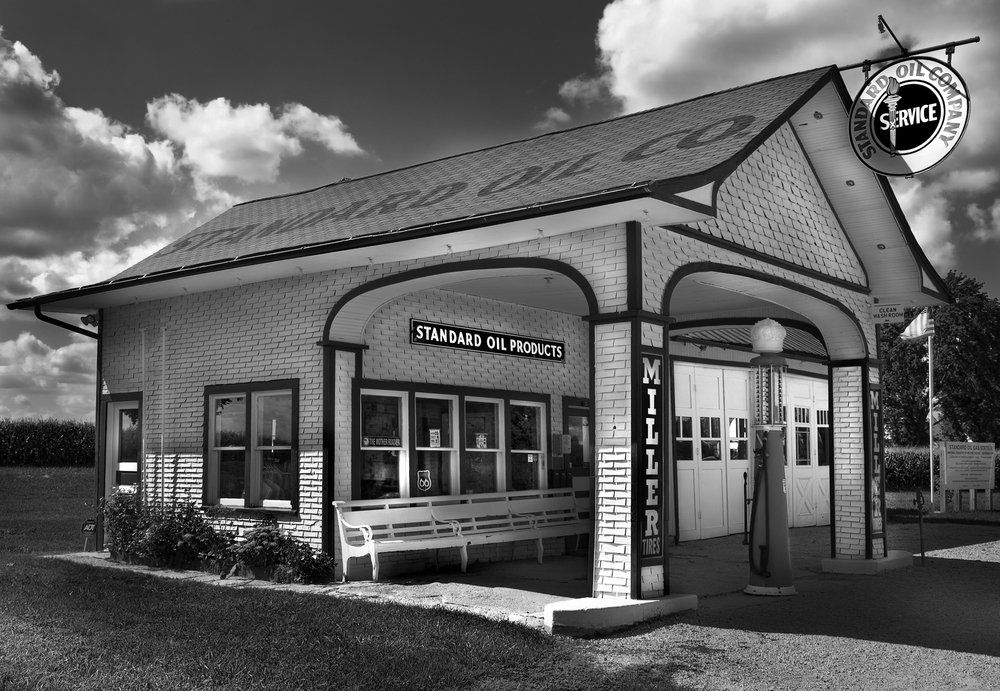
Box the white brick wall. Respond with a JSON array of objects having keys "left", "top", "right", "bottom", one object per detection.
[
  {"left": 685, "top": 123, "right": 867, "bottom": 286},
  {"left": 100, "top": 225, "right": 626, "bottom": 558},
  {"left": 832, "top": 366, "right": 865, "bottom": 559}
]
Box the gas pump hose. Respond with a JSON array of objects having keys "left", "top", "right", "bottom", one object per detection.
[{"left": 747, "top": 458, "right": 771, "bottom": 578}]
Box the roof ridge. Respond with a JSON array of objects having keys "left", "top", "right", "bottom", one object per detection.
[{"left": 236, "top": 65, "right": 836, "bottom": 208}]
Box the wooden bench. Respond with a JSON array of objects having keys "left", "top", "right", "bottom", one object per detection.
[{"left": 333, "top": 487, "right": 589, "bottom": 581}]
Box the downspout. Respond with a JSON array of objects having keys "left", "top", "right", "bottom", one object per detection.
[{"left": 33, "top": 305, "right": 98, "bottom": 340}]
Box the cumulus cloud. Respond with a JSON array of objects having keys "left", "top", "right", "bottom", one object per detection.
[
  {"left": 146, "top": 94, "right": 364, "bottom": 183},
  {"left": 891, "top": 177, "right": 957, "bottom": 268},
  {"left": 0, "top": 332, "right": 97, "bottom": 419},
  {"left": 0, "top": 30, "right": 218, "bottom": 266},
  {"left": 532, "top": 106, "right": 572, "bottom": 132},
  {"left": 967, "top": 200, "right": 1000, "bottom": 243}
]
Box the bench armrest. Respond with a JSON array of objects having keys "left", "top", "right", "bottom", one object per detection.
[
  {"left": 429, "top": 510, "right": 463, "bottom": 535},
  {"left": 510, "top": 511, "right": 539, "bottom": 528},
  {"left": 337, "top": 516, "right": 374, "bottom": 542}
]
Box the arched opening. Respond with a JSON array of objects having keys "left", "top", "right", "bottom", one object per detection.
[
  {"left": 663, "top": 264, "right": 868, "bottom": 552},
  {"left": 324, "top": 259, "right": 598, "bottom": 585}
]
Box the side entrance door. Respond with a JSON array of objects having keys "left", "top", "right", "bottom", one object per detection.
[
  {"left": 785, "top": 377, "right": 830, "bottom": 527},
  {"left": 104, "top": 399, "right": 141, "bottom": 496}
]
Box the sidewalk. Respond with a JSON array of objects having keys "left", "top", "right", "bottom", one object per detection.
[{"left": 55, "top": 516, "right": 1000, "bottom": 635}]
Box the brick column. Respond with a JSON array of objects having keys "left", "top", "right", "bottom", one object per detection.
[
  {"left": 591, "top": 316, "right": 669, "bottom": 599},
  {"left": 830, "top": 364, "right": 872, "bottom": 559}
]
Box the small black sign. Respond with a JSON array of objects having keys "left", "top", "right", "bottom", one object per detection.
[
  {"left": 81, "top": 519, "right": 97, "bottom": 534},
  {"left": 410, "top": 319, "right": 565, "bottom": 362}
]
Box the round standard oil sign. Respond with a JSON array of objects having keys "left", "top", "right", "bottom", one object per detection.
[{"left": 849, "top": 56, "right": 970, "bottom": 176}]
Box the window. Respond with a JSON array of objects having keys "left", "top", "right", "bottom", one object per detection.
[
  {"left": 360, "top": 391, "right": 407, "bottom": 499},
  {"left": 728, "top": 417, "right": 748, "bottom": 461},
  {"left": 414, "top": 394, "right": 457, "bottom": 496},
  {"left": 356, "top": 385, "right": 547, "bottom": 499},
  {"left": 700, "top": 417, "right": 722, "bottom": 461},
  {"left": 206, "top": 381, "right": 297, "bottom": 510},
  {"left": 463, "top": 398, "right": 502, "bottom": 494},
  {"left": 510, "top": 402, "right": 545, "bottom": 491},
  {"left": 794, "top": 406, "right": 811, "bottom": 466},
  {"left": 674, "top": 416, "right": 694, "bottom": 461},
  {"left": 817, "top": 409, "right": 831, "bottom": 466}
]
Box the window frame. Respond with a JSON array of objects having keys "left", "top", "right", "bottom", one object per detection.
[
  {"left": 354, "top": 380, "right": 549, "bottom": 500},
  {"left": 203, "top": 379, "right": 299, "bottom": 513}
]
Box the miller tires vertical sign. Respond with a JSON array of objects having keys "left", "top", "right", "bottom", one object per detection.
[
  {"left": 638, "top": 351, "right": 664, "bottom": 567},
  {"left": 849, "top": 56, "right": 970, "bottom": 176}
]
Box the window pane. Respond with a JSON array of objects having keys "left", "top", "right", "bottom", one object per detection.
[
  {"left": 700, "top": 417, "right": 720, "bottom": 439},
  {"left": 360, "top": 450, "right": 400, "bottom": 499},
  {"left": 119, "top": 408, "right": 140, "bottom": 462},
  {"left": 362, "top": 395, "right": 402, "bottom": 446},
  {"left": 461, "top": 452, "right": 497, "bottom": 494},
  {"left": 415, "top": 398, "right": 452, "bottom": 448},
  {"left": 214, "top": 396, "right": 245, "bottom": 447},
  {"left": 730, "top": 439, "right": 748, "bottom": 460},
  {"left": 728, "top": 417, "right": 748, "bottom": 439},
  {"left": 701, "top": 440, "right": 722, "bottom": 460},
  {"left": 796, "top": 428, "right": 811, "bottom": 465},
  {"left": 511, "top": 452, "right": 539, "bottom": 491},
  {"left": 674, "top": 440, "right": 693, "bottom": 461},
  {"left": 415, "top": 451, "right": 450, "bottom": 496},
  {"left": 256, "top": 393, "right": 292, "bottom": 447},
  {"left": 465, "top": 401, "right": 499, "bottom": 449},
  {"left": 510, "top": 405, "right": 540, "bottom": 450},
  {"left": 261, "top": 449, "right": 293, "bottom": 501},
  {"left": 219, "top": 450, "right": 245, "bottom": 500},
  {"left": 818, "top": 428, "right": 831, "bottom": 466}
]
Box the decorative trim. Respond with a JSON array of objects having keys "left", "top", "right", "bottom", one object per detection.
[
  {"left": 585, "top": 310, "right": 674, "bottom": 325},
  {"left": 323, "top": 257, "right": 599, "bottom": 342},
  {"left": 317, "top": 340, "right": 370, "bottom": 351},
  {"left": 665, "top": 224, "right": 870, "bottom": 295},
  {"left": 662, "top": 261, "right": 869, "bottom": 359},
  {"left": 785, "top": 121, "right": 871, "bottom": 289},
  {"left": 626, "top": 221, "right": 643, "bottom": 312}
]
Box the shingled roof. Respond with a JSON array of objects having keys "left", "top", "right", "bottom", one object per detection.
[{"left": 112, "top": 66, "right": 836, "bottom": 281}]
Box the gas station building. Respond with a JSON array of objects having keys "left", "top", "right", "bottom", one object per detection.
[{"left": 8, "top": 65, "right": 949, "bottom": 604}]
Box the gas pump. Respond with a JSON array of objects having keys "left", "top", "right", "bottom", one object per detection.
[{"left": 745, "top": 319, "right": 796, "bottom": 596}]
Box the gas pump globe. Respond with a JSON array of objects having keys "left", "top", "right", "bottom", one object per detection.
[{"left": 745, "top": 318, "right": 796, "bottom": 596}]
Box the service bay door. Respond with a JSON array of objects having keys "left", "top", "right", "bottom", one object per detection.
[{"left": 674, "top": 364, "right": 751, "bottom": 541}]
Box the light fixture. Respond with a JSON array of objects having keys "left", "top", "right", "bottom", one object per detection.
[
  {"left": 846, "top": 179, "right": 856, "bottom": 187},
  {"left": 877, "top": 243, "right": 887, "bottom": 250},
  {"left": 80, "top": 314, "right": 99, "bottom": 327},
  {"left": 813, "top": 111, "right": 823, "bottom": 120}
]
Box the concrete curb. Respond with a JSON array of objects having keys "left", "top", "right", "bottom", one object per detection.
[
  {"left": 821, "top": 549, "right": 912, "bottom": 575},
  {"left": 544, "top": 593, "right": 698, "bottom": 637}
]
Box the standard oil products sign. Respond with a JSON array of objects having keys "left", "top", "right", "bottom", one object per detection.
[
  {"left": 410, "top": 319, "right": 565, "bottom": 362},
  {"left": 849, "top": 56, "right": 970, "bottom": 176}
]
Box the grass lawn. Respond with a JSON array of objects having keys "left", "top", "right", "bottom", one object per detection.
[{"left": 1, "top": 467, "right": 657, "bottom": 690}]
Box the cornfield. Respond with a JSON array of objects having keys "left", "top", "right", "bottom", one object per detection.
[{"left": 0, "top": 418, "right": 95, "bottom": 467}]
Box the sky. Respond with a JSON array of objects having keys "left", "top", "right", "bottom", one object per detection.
[{"left": 0, "top": 0, "right": 997, "bottom": 421}]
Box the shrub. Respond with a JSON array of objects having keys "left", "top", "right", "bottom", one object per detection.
[
  {"left": 0, "top": 418, "right": 96, "bottom": 467},
  {"left": 233, "top": 520, "right": 337, "bottom": 584},
  {"left": 102, "top": 492, "right": 235, "bottom": 568}
]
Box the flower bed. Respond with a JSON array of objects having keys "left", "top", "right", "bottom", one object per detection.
[{"left": 101, "top": 491, "right": 336, "bottom": 584}]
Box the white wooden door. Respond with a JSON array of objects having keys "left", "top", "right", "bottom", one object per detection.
[
  {"left": 673, "top": 364, "right": 699, "bottom": 541},
  {"left": 785, "top": 377, "right": 830, "bottom": 528},
  {"left": 694, "top": 370, "right": 727, "bottom": 538},
  {"left": 724, "top": 372, "right": 752, "bottom": 536}
]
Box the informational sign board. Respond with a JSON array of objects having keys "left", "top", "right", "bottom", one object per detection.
[
  {"left": 410, "top": 319, "right": 565, "bottom": 362},
  {"left": 849, "top": 57, "right": 970, "bottom": 176},
  {"left": 872, "top": 303, "right": 905, "bottom": 324},
  {"left": 943, "top": 442, "right": 996, "bottom": 490}
]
